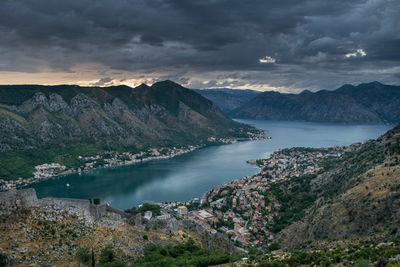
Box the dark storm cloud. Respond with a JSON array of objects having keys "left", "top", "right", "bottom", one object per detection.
[{"left": 0, "top": 0, "right": 399, "bottom": 90}]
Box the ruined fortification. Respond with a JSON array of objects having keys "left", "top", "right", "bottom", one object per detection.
[
  {"left": 0, "top": 188, "right": 128, "bottom": 224},
  {"left": 0, "top": 188, "right": 39, "bottom": 212}
]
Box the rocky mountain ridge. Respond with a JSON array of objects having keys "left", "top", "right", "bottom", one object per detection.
[
  {"left": 0, "top": 81, "right": 257, "bottom": 153},
  {"left": 0, "top": 81, "right": 262, "bottom": 181},
  {"left": 230, "top": 81, "right": 400, "bottom": 123}
]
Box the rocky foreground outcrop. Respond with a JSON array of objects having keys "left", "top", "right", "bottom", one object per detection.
[
  {"left": 0, "top": 189, "right": 139, "bottom": 265},
  {"left": 0, "top": 188, "right": 234, "bottom": 266}
]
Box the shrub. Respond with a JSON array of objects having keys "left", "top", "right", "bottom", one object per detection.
[
  {"left": 354, "top": 259, "right": 372, "bottom": 267},
  {"left": 100, "top": 246, "right": 116, "bottom": 264},
  {"left": 133, "top": 239, "right": 233, "bottom": 267},
  {"left": 99, "top": 262, "right": 126, "bottom": 267},
  {"left": 76, "top": 247, "right": 91, "bottom": 264},
  {"left": 333, "top": 253, "right": 342, "bottom": 263},
  {"left": 268, "top": 242, "right": 281, "bottom": 251}
]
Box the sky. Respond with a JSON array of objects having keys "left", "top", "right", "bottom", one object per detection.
[{"left": 0, "top": 0, "right": 399, "bottom": 92}]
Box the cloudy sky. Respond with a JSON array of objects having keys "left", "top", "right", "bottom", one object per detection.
[{"left": 0, "top": 0, "right": 399, "bottom": 92}]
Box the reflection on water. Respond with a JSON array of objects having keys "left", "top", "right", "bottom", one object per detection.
[{"left": 29, "top": 120, "right": 393, "bottom": 209}]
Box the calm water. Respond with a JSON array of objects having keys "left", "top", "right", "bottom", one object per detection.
[{"left": 29, "top": 120, "right": 393, "bottom": 210}]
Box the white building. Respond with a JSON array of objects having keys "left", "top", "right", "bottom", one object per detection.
[
  {"left": 177, "top": 205, "right": 188, "bottom": 215},
  {"left": 144, "top": 211, "right": 152, "bottom": 220}
]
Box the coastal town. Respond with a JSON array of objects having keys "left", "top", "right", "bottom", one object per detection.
[
  {"left": 0, "top": 145, "right": 200, "bottom": 191},
  {"left": 0, "top": 131, "right": 268, "bottom": 191},
  {"left": 141, "top": 144, "right": 361, "bottom": 249},
  {"left": 1, "top": 128, "right": 361, "bottom": 250},
  {"left": 0, "top": 126, "right": 357, "bottom": 249}
]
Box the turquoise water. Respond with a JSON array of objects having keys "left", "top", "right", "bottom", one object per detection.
[{"left": 29, "top": 120, "right": 393, "bottom": 210}]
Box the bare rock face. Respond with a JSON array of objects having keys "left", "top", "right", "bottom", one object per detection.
[
  {"left": 16, "top": 92, "right": 47, "bottom": 113},
  {"left": 0, "top": 117, "right": 32, "bottom": 152},
  {"left": 17, "top": 92, "right": 70, "bottom": 114},
  {"left": 35, "top": 120, "right": 64, "bottom": 143},
  {"left": 47, "top": 93, "right": 70, "bottom": 113},
  {"left": 103, "top": 97, "right": 129, "bottom": 119},
  {"left": 70, "top": 93, "right": 101, "bottom": 116}
]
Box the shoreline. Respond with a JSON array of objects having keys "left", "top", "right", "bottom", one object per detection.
[
  {"left": 152, "top": 144, "right": 361, "bottom": 248},
  {"left": 1, "top": 133, "right": 269, "bottom": 191},
  {"left": 41, "top": 144, "right": 203, "bottom": 183},
  {"left": 1, "top": 144, "right": 202, "bottom": 191}
]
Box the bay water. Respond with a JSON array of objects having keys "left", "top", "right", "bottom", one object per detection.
[{"left": 29, "top": 120, "right": 393, "bottom": 210}]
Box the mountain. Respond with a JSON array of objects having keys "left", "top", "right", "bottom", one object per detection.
[
  {"left": 0, "top": 80, "right": 257, "bottom": 153},
  {"left": 230, "top": 81, "right": 400, "bottom": 124},
  {"left": 193, "top": 88, "right": 260, "bottom": 113},
  {"left": 278, "top": 123, "right": 400, "bottom": 247},
  {"left": 0, "top": 81, "right": 261, "bottom": 181}
]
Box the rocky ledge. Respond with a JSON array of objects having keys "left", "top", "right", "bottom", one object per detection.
[{"left": 0, "top": 189, "right": 198, "bottom": 266}]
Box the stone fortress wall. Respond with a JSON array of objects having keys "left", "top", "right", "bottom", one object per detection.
[
  {"left": 0, "top": 188, "right": 236, "bottom": 252},
  {"left": 0, "top": 188, "right": 128, "bottom": 224}
]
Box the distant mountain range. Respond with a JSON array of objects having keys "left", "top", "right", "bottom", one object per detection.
[
  {"left": 0, "top": 80, "right": 256, "bottom": 153},
  {"left": 193, "top": 88, "right": 260, "bottom": 113},
  {"left": 229, "top": 82, "right": 400, "bottom": 124}
]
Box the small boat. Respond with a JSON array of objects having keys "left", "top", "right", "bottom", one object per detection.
[{"left": 66, "top": 183, "right": 70, "bottom": 187}]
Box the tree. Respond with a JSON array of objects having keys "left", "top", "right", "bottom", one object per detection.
[
  {"left": 93, "top": 198, "right": 101, "bottom": 205},
  {"left": 0, "top": 253, "right": 8, "bottom": 267},
  {"left": 91, "top": 248, "right": 95, "bottom": 267},
  {"left": 100, "top": 246, "right": 115, "bottom": 264},
  {"left": 77, "top": 247, "right": 91, "bottom": 264}
]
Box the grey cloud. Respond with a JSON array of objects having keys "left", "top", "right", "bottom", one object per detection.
[
  {"left": 91, "top": 77, "right": 113, "bottom": 86},
  {"left": 0, "top": 0, "right": 399, "bottom": 90}
]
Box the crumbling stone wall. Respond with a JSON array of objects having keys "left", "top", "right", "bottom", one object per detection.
[
  {"left": 39, "top": 197, "right": 94, "bottom": 224},
  {"left": 0, "top": 188, "right": 39, "bottom": 215},
  {"left": 0, "top": 188, "right": 130, "bottom": 224}
]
